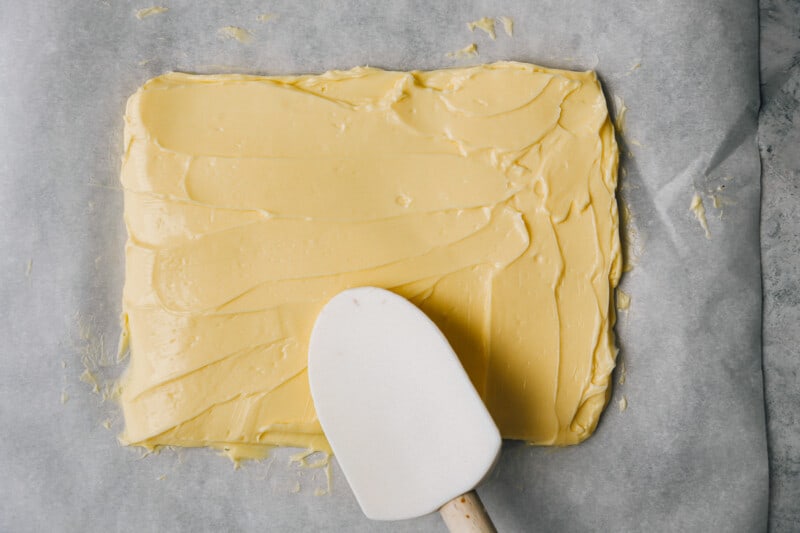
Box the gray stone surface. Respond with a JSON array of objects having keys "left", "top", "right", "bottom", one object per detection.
[{"left": 760, "top": 1, "right": 800, "bottom": 531}]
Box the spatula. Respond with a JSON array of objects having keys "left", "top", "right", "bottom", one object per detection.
[{"left": 308, "top": 286, "right": 502, "bottom": 532}]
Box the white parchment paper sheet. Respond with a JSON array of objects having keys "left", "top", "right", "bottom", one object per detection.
[{"left": 0, "top": 1, "right": 767, "bottom": 531}]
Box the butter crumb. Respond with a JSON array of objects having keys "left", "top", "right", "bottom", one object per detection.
[
  {"left": 690, "top": 193, "right": 711, "bottom": 239},
  {"left": 629, "top": 138, "right": 642, "bottom": 147},
  {"left": 290, "top": 449, "right": 329, "bottom": 470},
  {"left": 135, "top": 6, "right": 168, "bottom": 20},
  {"left": 618, "top": 360, "right": 626, "bottom": 385},
  {"left": 618, "top": 396, "right": 628, "bottom": 412},
  {"left": 290, "top": 450, "right": 320, "bottom": 466},
  {"left": 257, "top": 13, "right": 278, "bottom": 23},
  {"left": 218, "top": 26, "right": 252, "bottom": 43},
  {"left": 629, "top": 61, "right": 641, "bottom": 72},
  {"left": 290, "top": 482, "right": 301, "bottom": 493},
  {"left": 157, "top": 474, "right": 167, "bottom": 481},
  {"left": 498, "top": 16, "right": 514, "bottom": 37},
  {"left": 466, "top": 17, "right": 496, "bottom": 39},
  {"left": 616, "top": 289, "right": 631, "bottom": 311},
  {"left": 613, "top": 95, "right": 627, "bottom": 133},
  {"left": 446, "top": 43, "right": 478, "bottom": 59},
  {"left": 102, "top": 418, "right": 113, "bottom": 430},
  {"left": 80, "top": 369, "right": 100, "bottom": 394},
  {"left": 289, "top": 450, "right": 331, "bottom": 495},
  {"left": 60, "top": 391, "right": 69, "bottom": 405},
  {"left": 117, "top": 313, "right": 130, "bottom": 363},
  {"left": 25, "top": 259, "right": 32, "bottom": 277}
]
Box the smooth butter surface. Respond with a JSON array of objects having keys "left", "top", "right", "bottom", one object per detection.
[{"left": 119, "top": 62, "right": 621, "bottom": 458}]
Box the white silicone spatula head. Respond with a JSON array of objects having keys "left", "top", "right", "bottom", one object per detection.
[{"left": 308, "top": 287, "right": 501, "bottom": 524}]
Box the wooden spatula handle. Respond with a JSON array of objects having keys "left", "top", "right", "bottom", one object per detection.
[{"left": 439, "top": 491, "right": 497, "bottom": 532}]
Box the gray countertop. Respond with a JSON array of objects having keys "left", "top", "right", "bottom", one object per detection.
[{"left": 759, "top": 0, "right": 800, "bottom": 530}]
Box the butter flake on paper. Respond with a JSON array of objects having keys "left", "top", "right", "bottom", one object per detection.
[
  {"left": 690, "top": 193, "right": 711, "bottom": 239},
  {"left": 466, "top": 17, "right": 496, "bottom": 39},
  {"left": 135, "top": 6, "right": 168, "bottom": 20},
  {"left": 218, "top": 26, "right": 252, "bottom": 43},
  {"left": 446, "top": 43, "right": 478, "bottom": 59}
]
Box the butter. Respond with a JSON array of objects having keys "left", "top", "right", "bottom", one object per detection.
[
  {"left": 613, "top": 95, "right": 627, "bottom": 134},
  {"left": 690, "top": 193, "right": 711, "bottom": 239},
  {"left": 617, "top": 396, "right": 628, "bottom": 412},
  {"left": 446, "top": 43, "right": 478, "bottom": 59},
  {"left": 218, "top": 26, "right": 252, "bottom": 43},
  {"left": 119, "top": 62, "right": 621, "bottom": 458},
  {"left": 135, "top": 6, "right": 168, "bottom": 20},
  {"left": 467, "top": 17, "right": 496, "bottom": 40},
  {"left": 498, "top": 16, "right": 514, "bottom": 37},
  {"left": 616, "top": 288, "right": 631, "bottom": 310}
]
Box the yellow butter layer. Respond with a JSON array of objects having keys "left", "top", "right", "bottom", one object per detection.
[{"left": 119, "top": 62, "right": 621, "bottom": 457}]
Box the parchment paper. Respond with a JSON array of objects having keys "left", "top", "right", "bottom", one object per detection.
[{"left": 0, "top": 1, "right": 768, "bottom": 531}]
